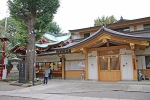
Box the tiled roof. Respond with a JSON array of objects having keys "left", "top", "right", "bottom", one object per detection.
[
  {"left": 35, "top": 33, "right": 71, "bottom": 48},
  {"left": 53, "top": 27, "right": 150, "bottom": 50},
  {"left": 104, "top": 28, "right": 150, "bottom": 39},
  {"left": 69, "top": 16, "right": 150, "bottom": 32},
  {"left": 127, "top": 29, "right": 150, "bottom": 38}
]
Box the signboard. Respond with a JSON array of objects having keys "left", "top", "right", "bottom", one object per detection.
[
  {"left": 65, "top": 60, "right": 85, "bottom": 70},
  {"left": 19, "top": 61, "right": 28, "bottom": 83}
]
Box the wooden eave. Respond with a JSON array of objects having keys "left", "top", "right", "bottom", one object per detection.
[
  {"left": 69, "top": 28, "right": 150, "bottom": 53},
  {"left": 70, "top": 17, "right": 150, "bottom": 34},
  {"left": 0, "top": 37, "right": 9, "bottom": 42},
  {"left": 11, "top": 45, "right": 26, "bottom": 54}
]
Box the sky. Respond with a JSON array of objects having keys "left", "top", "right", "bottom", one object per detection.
[{"left": 0, "top": 0, "right": 150, "bottom": 33}]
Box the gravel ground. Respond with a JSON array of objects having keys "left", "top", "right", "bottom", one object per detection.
[
  {"left": 0, "top": 80, "right": 150, "bottom": 100},
  {"left": 62, "top": 90, "right": 150, "bottom": 100},
  {"left": 0, "top": 81, "right": 37, "bottom": 100},
  {"left": 0, "top": 81, "right": 25, "bottom": 91},
  {"left": 0, "top": 95, "right": 41, "bottom": 100}
]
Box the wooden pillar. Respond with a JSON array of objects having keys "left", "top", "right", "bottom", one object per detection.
[
  {"left": 80, "top": 33, "right": 82, "bottom": 38},
  {"left": 97, "top": 52, "right": 100, "bottom": 81},
  {"left": 62, "top": 55, "right": 65, "bottom": 79},
  {"left": 134, "top": 26, "right": 137, "bottom": 31},
  {"left": 107, "top": 39, "right": 109, "bottom": 47},
  {"left": 1, "top": 41, "right": 6, "bottom": 79},
  {"left": 85, "top": 53, "right": 88, "bottom": 80},
  {"left": 132, "top": 55, "right": 138, "bottom": 80}
]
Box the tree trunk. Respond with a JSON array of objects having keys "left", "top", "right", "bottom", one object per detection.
[
  {"left": 26, "top": 34, "right": 34, "bottom": 81},
  {"left": 26, "top": 17, "right": 36, "bottom": 81}
]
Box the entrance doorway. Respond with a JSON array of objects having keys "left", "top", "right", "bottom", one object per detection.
[
  {"left": 121, "top": 55, "right": 133, "bottom": 80},
  {"left": 99, "top": 56, "right": 121, "bottom": 81}
]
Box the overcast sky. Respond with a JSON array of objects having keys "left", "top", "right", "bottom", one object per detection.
[{"left": 0, "top": 0, "right": 150, "bottom": 32}]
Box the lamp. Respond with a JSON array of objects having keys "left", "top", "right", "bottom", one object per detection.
[{"left": 10, "top": 57, "right": 21, "bottom": 73}]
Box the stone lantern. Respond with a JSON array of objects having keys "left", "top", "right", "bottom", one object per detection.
[
  {"left": 7, "top": 57, "right": 21, "bottom": 80},
  {"left": 10, "top": 57, "right": 21, "bottom": 73}
]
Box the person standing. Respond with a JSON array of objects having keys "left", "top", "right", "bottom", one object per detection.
[
  {"left": 49, "top": 66, "right": 53, "bottom": 80},
  {"left": 43, "top": 67, "right": 50, "bottom": 84}
]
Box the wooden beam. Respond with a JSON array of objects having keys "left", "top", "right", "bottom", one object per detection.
[
  {"left": 110, "top": 36, "right": 149, "bottom": 46},
  {"left": 80, "top": 48, "right": 88, "bottom": 53},
  {"left": 62, "top": 55, "right": 65, "bottom": 79},
  {"left": 71, "top": 33, "right": 149, "bottom": 53},
  {"left": 85, "top": 53, "right": 88, "bottom": 80},
  {"left": 136, "top": 45, "right": 147, "bottom": 50},
  {"left": 88, "top": 45, "right": 130, "bottom": 52},
  {"left": 71, "top": 34, "right": 110, "bottom": 52},
  {"left": 107, "top": 39, "right": 109, "bottom": 47}
]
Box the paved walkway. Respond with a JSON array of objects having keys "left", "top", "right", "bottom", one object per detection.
[{"left": 0, "top": 80, "right": 150, "bottom": 100}]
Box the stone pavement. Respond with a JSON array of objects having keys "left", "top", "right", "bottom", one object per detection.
[{"left": 0, "top": 80, "right": 150, "bottom": 100}]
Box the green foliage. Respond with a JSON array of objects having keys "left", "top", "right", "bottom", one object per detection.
[
  {"left": 48, "top": 22, "right": 62, "bottom": 35},
  {"left": 94, "top": 15, "right": 117, "bottom": 26},
  {"left": 8, "top": 0, "right": 60, "bottom": 32},
  {"left": 0, "top": 17, "right": 28, "bottom": 59},
  {"left": 6, "top": 60, "right": 13, "bottom": 69},
  {"left": 0, "top": 24, "right": 5, "bottom": 37},
  {"left": 0, "top": 17, "right": 27, "bottom": 45}
]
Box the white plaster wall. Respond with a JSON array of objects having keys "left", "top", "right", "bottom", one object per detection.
[
  {"left": 72, "top": 32, "right": 80, "bottom": 39},
  {"left": 136, "top": 56, "right": 146, "bottom": 69},
  {"left": 120, "top": 48, "right": 133, "bottom": 55},
  {"left": 137, "top": 25, "right": 144, "bottom": 30},
  {"left": 36, "top": 55, "right": 60, "bottom": 62},
  {"left": 65, "top": 53, "right": 85, "bottom": 60},
  {"left": 129, "top": 26, "right": 134, "bottom": 31},
  {"left": 135, "top": 47, "right": 150, "bottom": 55},
  {"left": 88, "top": 51, "right": 98, "bottom": 80}
]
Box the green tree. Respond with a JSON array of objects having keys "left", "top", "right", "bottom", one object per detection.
[
  {"left": 48, "top": 21, "right": 62, "bottom": 35},
  {"left": 94, "top": 15, "right": 117, "bottom": 26},
  {"left": 8, "top": 0, "right": 60, "bottom": 81},
  {"left": 0, "top": 17, "right": 28, "bottom": 60}
]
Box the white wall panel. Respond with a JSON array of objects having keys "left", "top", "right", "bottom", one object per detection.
[
  {"left": 120, "top": 48, "right": 133, "bottom": 55},
  {"left": 137, "top": 25, "right": 143, "bottom": 30},
  {"left": 72, "top": 32, "right": 80, "bottom": 39},
  {"left": 136, "top": 56, "right": 146, "bottom": 69},
  {"left": 135, "top": 47, "right": 150, "bottom": 55},
  {"left": 129, "top": 26, "right": 134, "bottom": 31}
]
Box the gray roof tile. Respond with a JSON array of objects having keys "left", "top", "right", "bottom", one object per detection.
[{"left": 53, "top": 27, "right": 150, "bottom": 50}]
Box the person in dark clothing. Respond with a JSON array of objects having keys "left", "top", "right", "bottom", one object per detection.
[{"left": 49, "top": 66, "right": 53, "bottom": 80}]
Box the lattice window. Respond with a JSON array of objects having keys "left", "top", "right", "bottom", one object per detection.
[
  {"left": 100, "top": 58, "right": 108, "bottom": 70},
  {"left": 110, "top": 58, "right": 120, "bottom": 70}
]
